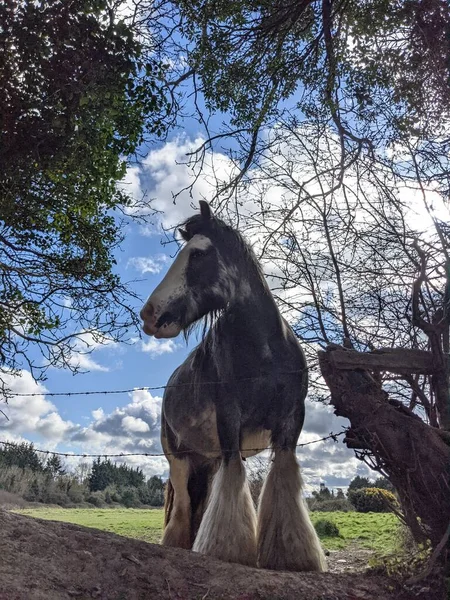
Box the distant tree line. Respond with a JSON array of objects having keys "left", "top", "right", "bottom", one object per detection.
[
  {"left": 307, "top": 476, "right": 397, "bottom": 513},
  {"left": 0, "top": 442, "right": 164, "bottom": 508}
]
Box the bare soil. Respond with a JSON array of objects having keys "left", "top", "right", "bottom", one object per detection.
[
  {"left": 326, "top": 544, "right": 374, "bottom": 575},
  {"left": 0, "top": 509, "right": 442, "bottom": 600}
]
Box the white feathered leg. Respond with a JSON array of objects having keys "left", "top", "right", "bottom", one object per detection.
[
  {"left": 257, "top": 449, "right": 327, "bottom": 571},
  {"left": 193, "top": 456, "right": 257, "bottom": 566}
]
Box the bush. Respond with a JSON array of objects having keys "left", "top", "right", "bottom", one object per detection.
[
  {"left": 307, "top": 497, "right": 354, "bottom": 512},
  {"left": 314, "top": 519, "right": 340, "bottom": 538},
  {"left": 121, "top": 487, "right": 141, "bottom": 508},
  {"left": 348, "top": 487, "right": 398, "bottom": 513},
  {"left": 85, "top": 491, "right": 106, "bottom": 507},
  {"left": 66, "top": 481, "right": 86, "bottom": 504},
  {"left": 104, "top": 485, "right": 121, "bottom": 504}
]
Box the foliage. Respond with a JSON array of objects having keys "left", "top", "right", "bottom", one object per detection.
[
  {"left": 373, "top": 477, "right": 396, "bottom": 494},
  {"left": 166, "top": 0, "right": 449, "bottom": 137},
  {"left": 45, "top": 454, "right": 66, "bottom": 478},
  {"left": 138, "top": 476, "right": 165, "bottom": 507},
  {"left": 348, "top": 487, "right": 398, "bottom": 513},
  {"left": 246, "top": 456, "right": 269, "bottom": 506},
  {"left": 369, "top": 524, "right": 432, "bottom": 580},
  {"left": 88, "top": 458, "right": 145, "bottom": 492},
  {"left": 307, "top": 497, "right": 354, "bottom": 513},
  {"left": 0, "top": 445, "right": 164, "bottom": 508},
  {"left": 0, "top": 442, "right": 44, "bottom": 472},
  {"left": 314, "top": 518, "right": 340, "bottom": 538},
  {"left": 120, "top": 487, "right": 140, "bottom": 508},
  {"left": 312, "top": 484, "right": 332, "bottom": 501},
  {"left": 348, "top": 476, "right": 372, "bottom": 493},
  {"left": 0, "top": 0, "right": 168, "bottom": 387}
]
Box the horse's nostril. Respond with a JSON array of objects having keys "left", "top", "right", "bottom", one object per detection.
[{"left": 140, "top": 303, "right": 155, "bottom": 322}]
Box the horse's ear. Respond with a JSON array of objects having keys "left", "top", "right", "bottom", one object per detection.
[
  {"left": 178, "top": 228, "right": 190, "bottom": 241},
  {"left": 199, "top": 200, "right": 213, "bottom": 220}
]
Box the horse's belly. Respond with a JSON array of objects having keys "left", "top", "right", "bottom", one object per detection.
[
  {"left": 168, "top": 403, "right": 271, "bottom": 459},
  {"left": 241, "top": 429, "right": 271, "bottom": 458}
]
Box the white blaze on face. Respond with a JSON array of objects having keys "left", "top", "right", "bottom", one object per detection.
[{"left": 141, "top": 235, "right": 213, "bottom": 339}]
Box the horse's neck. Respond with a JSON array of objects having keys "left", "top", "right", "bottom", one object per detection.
[{"left": 217, "top": 277, "right": 284, "bottom": 352}]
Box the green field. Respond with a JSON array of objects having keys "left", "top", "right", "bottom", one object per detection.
[
  {"left": 310, "top": 511, "right": 400, "bottom": 553},
  {"left": 14, "top": 507, "right": 164, "bottom": 544},
  {"left": 13, "top": 507, "right": 400, "bottom": 554}
]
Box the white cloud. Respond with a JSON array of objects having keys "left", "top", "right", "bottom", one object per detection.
[
  {"left": 141, "top": 337, "right": 180, "bottom": 357},
  {"left": 67, "top": 330, "right": 119, "bottom": 373},
  {"left": 91, "top": 408, "right": 105, "bottom": 422},
  {"left": 124, "top": 136, "right": 237, "bottom": 231},
  {"left": 122, "top": 415, "right": 150, "bottom": 433},
  {"left": 127, "top": 255, "right": 170, "bottom": 275},
  {"left": 69, "top": 388, "right": 166, "bottom": 477},
  {"left": 117, "top": 164, "right": 142, "bottom": 201},
  {"left": 0, "top": 370, "right": 74, "bottom": 444}
]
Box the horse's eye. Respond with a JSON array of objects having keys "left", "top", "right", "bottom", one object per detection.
[{"left": 190, "top": 249, "right": 206, "bottom": 260}]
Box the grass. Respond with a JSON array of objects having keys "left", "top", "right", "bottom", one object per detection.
[
  {"left": 310, "top": 511, "right": 401, "bottom": 553},
  {"left": 14, "top": 507, "right": 164, "bottom": 544},
  {"left": 13, "top": 506, "right": 401, "bottom": 556}
]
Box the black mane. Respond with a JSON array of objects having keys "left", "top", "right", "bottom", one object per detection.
[{"left": 180, "top": 212, "right": 267, "bottom": 289}]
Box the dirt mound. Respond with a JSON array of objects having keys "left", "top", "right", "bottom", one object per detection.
[{"left": 0, "top": 509, "right": 437, "bottom": 600}]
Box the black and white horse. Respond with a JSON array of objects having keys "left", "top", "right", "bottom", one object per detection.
[{"left": 140, "top": 201, "right": 326, "bottom": 571}]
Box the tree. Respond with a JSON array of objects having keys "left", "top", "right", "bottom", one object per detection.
[
  {"left": 0, "top": 0, "right": 168, "bottom": 391},
  {"left": 335, "top": 489, "right": 345, "bottom": 500},
  {"left": 87, "top": 458, "right": 145, "bottom": 492},
  {"left": 44, "top": 454, "right": 66, "bottom": 478},
  {"left": 347, "top": 477, "right": 371, "bottom": 494},
  {"left": 348, "top": 487, "right": 398, "bottom": 513},
  {"left": 141, "top": 0, "right": 450, "bottom": 558},
  {"left": 142, "top": 475, "right": 165, "bottom": 506},
  {"left": 0, "top": 442, "right": 44, "bottom": 472},
  {"left": 373, "top": 477, "right": 395, "bottom": 494},
  {"left": 312, "top": 483, "right": 332, "bottom": 502}
]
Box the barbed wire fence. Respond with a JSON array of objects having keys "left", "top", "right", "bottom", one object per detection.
[
  {"left": 0, "top": 431, "right": 345, "bottom": 460},
  {"left": 0, "top": 374, "right": 346, "bottom": 474},
  {"left": 2, "top": 369, "right": 309, "bottom": 398}
]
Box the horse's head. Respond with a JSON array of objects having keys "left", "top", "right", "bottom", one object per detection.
[{"left": 140, "top": 201, "right": 241, "bottom": 339}]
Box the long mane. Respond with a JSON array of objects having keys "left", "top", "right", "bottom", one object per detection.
[{"left": 180, "top": 212, "right": 274, "bottom": 387}]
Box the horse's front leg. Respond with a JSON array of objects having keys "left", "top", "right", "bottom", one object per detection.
[
  {"left": 257, "top": 442, "right": 327, "bottom": 572},
  {"left": 192, "top": 402, "right": 257, "bottom": 566}
]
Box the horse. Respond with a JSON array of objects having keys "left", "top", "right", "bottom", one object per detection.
[{"left": 140, "top": 201, "right": 326, "bottom": 571}]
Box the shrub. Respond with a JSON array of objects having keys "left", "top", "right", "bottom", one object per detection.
[
  {"left": 66, "top": 481, "right": 86, "bottom": 504},
  {"left": 121, "top": 487, "right": 141, "bottom": 508},
  {"left": 307, "top": 497, "right": 354, "bottom": 512},
  {"left": 348, "top": 487, "right": 398, "bottom": 513},
  {"left": 85, "top": 491, "right": 106, "bottom": 507},
  {"left": 314, "top": 519, "right": 340, "bottom": 538}
]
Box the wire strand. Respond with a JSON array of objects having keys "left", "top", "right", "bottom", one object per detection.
[
  {"left": 2, "top": 370, "right": 307, "bottom": 398},
  {"left": 0, "top": 431, "right": 345, "bottom": 459}
]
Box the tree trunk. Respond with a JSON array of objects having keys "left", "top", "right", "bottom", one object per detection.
[{"left": 318, "top": 346, "right": 450, "bottom": 548}]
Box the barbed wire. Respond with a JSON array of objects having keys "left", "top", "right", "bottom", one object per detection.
[
  {"left": 2, "top": 370, "right": 307, "bottom": 398},
  {"left": 0, "top": 431, "right": 345, "bottom": 459}
]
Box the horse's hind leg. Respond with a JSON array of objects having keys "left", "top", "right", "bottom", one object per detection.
[
  {"left": 257, "top": 447, "right": 327, "bottom": 572},
  {"left": 193, "top": 454, "right": 257, "bottom": 566},
  {"left": 162, "top": 454, "right": 192, "bottom": 549}
]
